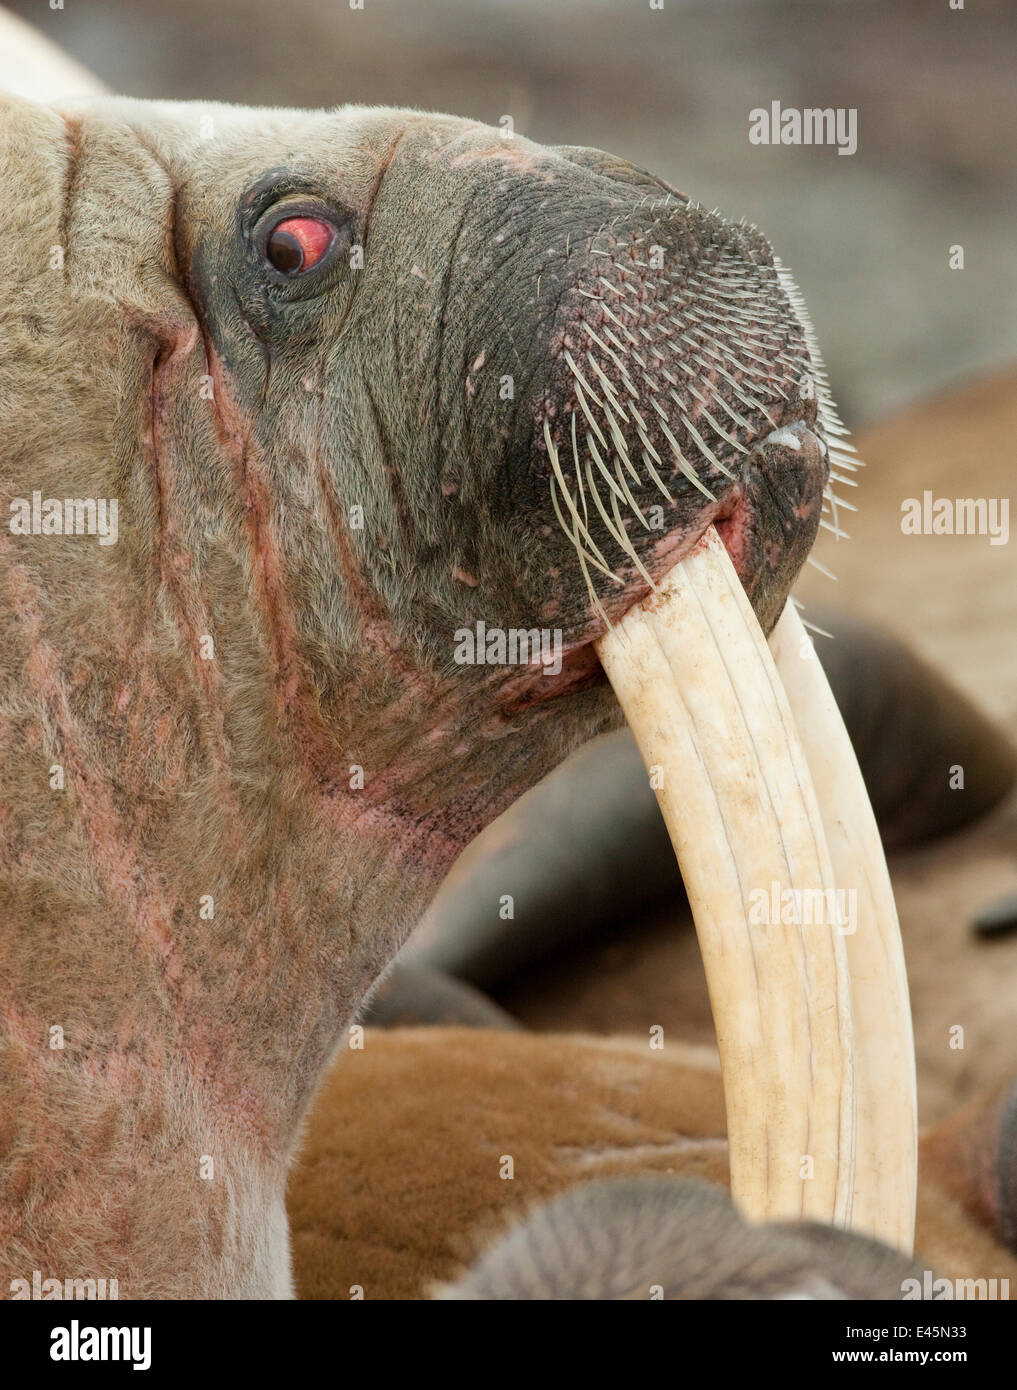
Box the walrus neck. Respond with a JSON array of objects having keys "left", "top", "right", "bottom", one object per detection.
[
  {"left": 0, "top": 1054, "right": 296, "bottom": 1299},
  {"left": 0, "top": 518, "right": 553, "bottom": 1298},
  {"left": 0, "top": 860, "right": 404, "bottom": 1298}
]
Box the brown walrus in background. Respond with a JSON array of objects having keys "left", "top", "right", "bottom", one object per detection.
[
  {"left": 0, "top": 82, "right": 844, "bottom": 1297},
  {"left": 289, "top": 1029, "right": 1017, "bottom": 1300}
]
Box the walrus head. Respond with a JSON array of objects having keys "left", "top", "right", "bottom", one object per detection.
[
  {"left": 2, "top": 99, "right": 834, "bottom": 827},
  {"left": 3, "top": 90, "right": 840, "bottom": 1107},
  {"left": 177, "top": 110, "right": 832, "bottom": 707}
]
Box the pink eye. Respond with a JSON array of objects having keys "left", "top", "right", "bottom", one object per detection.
[{"left": 265, "top": 216, "right": 334, "bottom": 274}]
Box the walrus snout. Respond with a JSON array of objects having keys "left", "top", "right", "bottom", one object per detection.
[{"left": 525, "top": 175, "right": 831, "bottom": 639}]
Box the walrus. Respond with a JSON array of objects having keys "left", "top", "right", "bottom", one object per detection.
[{"left": 0, "top": 81, "right": 855, "bottom": 1297}]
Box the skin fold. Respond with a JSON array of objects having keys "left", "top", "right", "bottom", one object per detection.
[{"left": 0, "top": 95, "right": 830, "bottom": 1296}]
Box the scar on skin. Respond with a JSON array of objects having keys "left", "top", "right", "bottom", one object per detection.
[{"left": 449, "top": 145, "right": 553, "bottom": 179}]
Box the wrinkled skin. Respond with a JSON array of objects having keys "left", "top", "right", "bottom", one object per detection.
[{"left": 0, "top": 96, "right": 828, "bottom": 1294}]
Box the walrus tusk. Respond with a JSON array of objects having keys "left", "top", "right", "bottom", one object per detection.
[
  {"left": 595, "top": 526, "right": 856, "bottom": 1229},
  {"left": 769, "top": 602, "right": 917, "bottom": 1252}
]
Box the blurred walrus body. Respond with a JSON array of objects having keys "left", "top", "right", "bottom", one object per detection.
[
  {"left": 0, "top": 84, "right": 837, "bottom": 1296},
  {"left": 289, "top": 1030, "right": 1017, "bottom": 1300}
]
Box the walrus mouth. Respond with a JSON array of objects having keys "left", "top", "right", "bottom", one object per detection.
[{"left": 512, "top": 412, "right": 824, "bottom": 711}]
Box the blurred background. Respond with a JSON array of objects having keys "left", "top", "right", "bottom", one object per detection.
[{"left": 8, "top": 0, "right": 1017, "bottom": 428}]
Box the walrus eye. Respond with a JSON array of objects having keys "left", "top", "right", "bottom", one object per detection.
[{"left": 265, "top": 216, "right": 334, "bottom": 275}]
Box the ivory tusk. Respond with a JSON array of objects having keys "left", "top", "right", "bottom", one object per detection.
[
  {"left": 770, "top": 602, "right": 917, "bottom": 1253},
  {"left": 595, "top": 526, "right": 856, "bottom": 1228}
]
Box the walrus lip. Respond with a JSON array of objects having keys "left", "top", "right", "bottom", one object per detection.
[
  {"left": 595, "top": 524, "right": 918, "bottom": 1254},
  {"left": 511, "top": 418, "right": 825, "bottom": 713}
]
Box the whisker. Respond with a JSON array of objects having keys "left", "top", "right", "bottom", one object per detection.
[
  {"left": 544, "top": 420, "right": 615, "bottom": 573},
  {"left": 679, "top": 414, "right": 737, "bottom": 481},
  {"left": 640, "top": 448, "right": 675, "bottom": 502},
  {"left": 612, "top": 455, "right": 651, "bottom": 529},
  {"left": 807, "top": 554, "right": 838, "bottom": 580},
  {"left": 563, "top": 351, "right": 606, "bottom": 409},
  {"left": 587, "top": 433, "right": 629, "bottom": 504}
]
